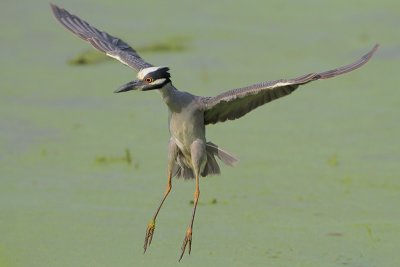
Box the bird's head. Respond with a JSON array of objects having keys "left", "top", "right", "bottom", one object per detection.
[{"left": 115, "top": 66, "right": 171, "bottom": 93}]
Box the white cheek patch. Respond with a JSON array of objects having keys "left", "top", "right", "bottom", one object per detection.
[
  {"left": 151, "top": 78, "right": 167, "bottom": 85},
  {"left": 137, "top": 66, "right": 167, "bottom": 80}
]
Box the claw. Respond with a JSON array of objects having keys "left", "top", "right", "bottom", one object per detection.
[
  {"left": 144, "top": 220, "right": 156, "bottom": 253},
  {"left": 178, "top": 228, "right": 192, "bottom": 261}
]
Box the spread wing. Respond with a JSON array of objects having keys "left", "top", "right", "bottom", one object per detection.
[
  {"left": 203, "top": 44, "right": 378, "bottom": 125},
  {"left": 50, "top": 4, "right": 153, "bottom": 71}
]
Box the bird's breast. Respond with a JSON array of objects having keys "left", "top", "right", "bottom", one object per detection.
[{"left": 169, "top": 107, "right": 206, "bottom": 155}]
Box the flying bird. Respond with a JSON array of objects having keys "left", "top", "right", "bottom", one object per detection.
[{"left": 50, "top": 4, "right": 378, "bottom": 261}]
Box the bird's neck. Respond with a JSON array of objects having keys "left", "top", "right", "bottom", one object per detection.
[{"left": 159, "top": 83, "right": 180, "bottom": 109}]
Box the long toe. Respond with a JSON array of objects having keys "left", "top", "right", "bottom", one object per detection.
[
  {"left": 178, "top": 228, "right": 192, "bottom": 261},
  {"left": 144, "top": 221, "right": 156, "bottom": 253}
]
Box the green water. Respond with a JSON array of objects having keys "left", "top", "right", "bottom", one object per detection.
[{"left": 1, "top": 1, "right": 399, "bottom": 266}]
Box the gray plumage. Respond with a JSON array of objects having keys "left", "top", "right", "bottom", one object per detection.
[
  {"left": 50, "top": 3, "right": 378, "bottom": 261},
  {"left": 50, "top": 4, "right": 152, "bottom": 71},
  {"left": 203, "top": 48, "right": 377, "bottom": 124},
  {"left": 172, "top": 142, "right": 237, "bottom": 179}
]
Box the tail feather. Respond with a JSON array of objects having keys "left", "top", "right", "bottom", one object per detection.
[
  {"left": 201, "top": 148, "right": 221, "bottom": 177},
  {"left": 172, "top": 142, "right": 238, "bottom": 179},
  {"left": 172, "top": 153, "right": 194, "bottom": 179},
  {"left": 206, "top": 142, "right": 239, "bottom": 166}
]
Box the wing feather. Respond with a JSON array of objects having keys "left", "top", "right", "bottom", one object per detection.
[
  {"left": 50, "top": 4, "right": 152, "bottom": 71},
  {"left": 203, "top": 45, "right": 378, "bottom": 125}
]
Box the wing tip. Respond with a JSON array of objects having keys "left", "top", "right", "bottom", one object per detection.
[
  {"left": 366, "top": 43, "right": 379, "bottom": 60},
  {"left": 49, "top": 2, "right": 57, "bottom": 9},
  {"left": 50, "top": 3, "right": 63, "bottom": 17},
  {"left": 50, "top": 3, "right": 71, "bottom": 24}
]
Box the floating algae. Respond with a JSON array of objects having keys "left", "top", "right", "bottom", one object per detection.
[{"left": 95, "top": 148, "right": 137, "bottom": 168}]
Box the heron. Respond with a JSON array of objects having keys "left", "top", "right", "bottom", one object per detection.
[{"left": 50, "top": 4, "right": 378, "bottom": 261}]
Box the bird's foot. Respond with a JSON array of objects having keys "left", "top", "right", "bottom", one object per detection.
[
  {"left": 178, "top": 227, "right": 192, "bottom": 261},
  {"left": 144, "top": 219, "right": 156, "bottom": 253}
]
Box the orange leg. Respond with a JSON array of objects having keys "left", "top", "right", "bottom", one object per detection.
[
  {"left": 178, "top": 139, "right": 205, "bottom": 261},
  {"left": 144, "top": 139, "right": 178, "bottom": 253},
  {"left": 179, "top": 173, "right": 200, "bottom": 261},
  {"left": 143, "top": 173, "right": 172, "bottom": 253}
]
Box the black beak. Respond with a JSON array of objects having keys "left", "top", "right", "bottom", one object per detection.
[{"left": 114, "top": 80, "right": 142, "bottom": 93}]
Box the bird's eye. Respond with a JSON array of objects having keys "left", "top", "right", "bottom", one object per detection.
[{"left": 145, "top": 77, "right": 153, "bottom": 83}]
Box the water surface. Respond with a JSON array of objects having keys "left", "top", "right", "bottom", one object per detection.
[{"left": 1, "top": 1, "right": 399, "bottom": 266}]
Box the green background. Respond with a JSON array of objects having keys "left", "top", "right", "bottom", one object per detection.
[{"left": 1, "top": 0, "right": 399, "bottom": 266}]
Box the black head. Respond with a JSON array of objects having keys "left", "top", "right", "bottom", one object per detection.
[{"left": 115, "top": 66, "right": 171, "bottom": 93}]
